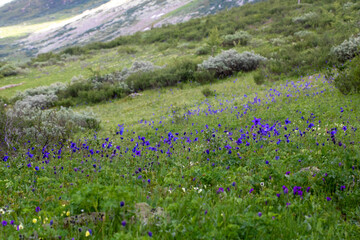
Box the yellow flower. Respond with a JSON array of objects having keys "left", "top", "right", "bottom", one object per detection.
[
  {"left": 32, "top": 218, "right": 37, "bottom": 224},
  {"left": 19, "top": 223, "right": 24, "bottom": 229},
  {"left": 85, "top": 231, "right": 90, "bottom": 237},
  {"left": 66, "top": 211, "right": 70, "bottom": 216}
]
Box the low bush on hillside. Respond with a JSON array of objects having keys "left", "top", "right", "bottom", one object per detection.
[
  {"left": 125, "top": 58, "right": 199, "bottom": 91},
  {"left": 195, "top": 45, "right": 211, "bottom": 55},
  {"left": 0, "top": 63, "right": 22, "bottom": 78},
  {"left": 198, "top": 49, "right": 266, "bottom": 78},
  {"left": 201, "top": 87, "right": 215, "bottom": 97},
  {"left": 222, "top": 31, "right": 251, "bottom": 46},
  {"left": 0, "top": 105, "right": 100, "bottom": 150},
  {"left": 61, "top": 46, "right": 88, "bottom": 55},
  {"left": 334, "top": 55, "right": 360, "bottom": 95},
  {"left": 331, "top": 35, "right": 360, "bottom": 62}
]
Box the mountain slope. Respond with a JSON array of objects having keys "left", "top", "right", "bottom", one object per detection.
[
  {"left": 18, "top": 0, "right": 256, "bottom": 55},
  {"left": 0, "top": 0, "right": 110, "bottom": 26}
]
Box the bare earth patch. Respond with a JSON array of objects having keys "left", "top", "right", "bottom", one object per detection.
[{"left": 0, "top": 82, "right": 23, "bottom": 91}]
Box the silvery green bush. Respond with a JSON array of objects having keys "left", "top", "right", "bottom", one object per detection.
[
  {"left": 292, "top": 12, "right": 318, "bottom": 24},
  {"left": 198, "top": 49, "right": 267, "bottom": 77},
  {"left": 331, "top": 35, "right": 360, "bottom": 62},
  {"left": 14, "top": 82, "right": 66, "bottom": 100},
  {"left": 294, "top": 30, "right": 313, "bottom": 38},
  {"left": 15, "top": 94, "right": 58, "bottom": 109},
  {"left": 269, "top": 38, "right": 286, "bottom": 46},
  {"left": 2, "top": 105, "right": 100, "bottom": 148},
  {"left": 0, "top": 64, "right": 22, "bottom": 77},
  {"left": 93, "top": 61, "right": 164, "bottom": 86},
  {"left": 222, "top": 31, "right": 251, "bottom": 46}
]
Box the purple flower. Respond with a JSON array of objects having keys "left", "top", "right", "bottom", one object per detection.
[
  {"left": 121, "top": 220, "right": 126, "bottom": 226},
  {"left": 265, "top": 160, "right": 269, "bottom": 164},
  {"left": 249, "top": 188, "right": 254, "bottom": 193},
  {"left": 217, "top": 188, "right": 224, "bottom": 194},
  {"left": 35, "top": 206, "right": 41, "bottom": 212},
  {"left": 205, "top": 210, "right": 208, "bottom": 215},
  {"left": 232, "top": 182, "right": 236, "bottom": 187},
  {"left": 10, "top": 220, "right": 14, "bottom": 225},
  {"left": 2, "top": 221, "right": 7, "bottom": 226},
  {"left": 258, "top": 212, "right": 262, "bottom": 217},
  {"left": 340, "top": 185, "right": 346, "bottom": 191},
  {"left": 120, "top": 201, "right": 125, "bottom": 207},
  {"left": 326, "top": 197, "right": 331, "bottom": 201},
  {"left": 252, "top": 117, "right": 261, "bottom": 126},
  {"left": 148, "top": 232, "right": 153, "bottom": 237}
]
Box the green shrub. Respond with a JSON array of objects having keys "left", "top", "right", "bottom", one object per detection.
[
  {"left": 201, "top": 87, "right": 215, "bottom": 97},
  {"left": 1, "top": 105, "right": 100, "bottom": 149},
  {"left": 117, "top": 46, "right": 138, "bottom": 55},
  {"left": 195, "top": 45, "right": 211, "bottom": 55},
  {"left": 334, "top": 56, "right": 360, "bottom": 95},
  {"left": 0, "top": 64, "right": 21, "bottom": 77},
  {"left": 253, "top": 71, "right": 266, "bottom": 85},
  {"left": 331, "top": 35, "right": 360, "bottom": 62},
  {"left": 222, "top": 31, "right": 251, "bottom": 46},
  {"left": 194, "top": 70, "right": 215, "bottom": 84},
  {"left": 61, "top": 46, "right": 87, "bottom": 55},
  {"left": 31, "top": 52, "right": 60, "bottom": 63},
  {"left": 198, "top": 49, "right": 267, "bottom": 78}
]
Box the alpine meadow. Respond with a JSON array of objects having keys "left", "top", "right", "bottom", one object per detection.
[{"left": 1, "top": 0, "right": 360, "bottom": 239}]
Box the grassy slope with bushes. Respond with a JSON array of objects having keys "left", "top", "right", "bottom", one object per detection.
[{"left": 0, "top": 0, "right": 360, "bottom": 239}]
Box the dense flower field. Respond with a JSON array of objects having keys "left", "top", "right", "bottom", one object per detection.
[{"left": 1, "top": 73, "right": 360, "bottom": 239}]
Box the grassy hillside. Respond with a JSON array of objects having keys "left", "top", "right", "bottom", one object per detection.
[{"left": 0, "top": 0, "right": 360, "bottom": 239}]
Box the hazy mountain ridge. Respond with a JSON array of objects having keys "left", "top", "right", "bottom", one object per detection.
[
  {"left": 0, "top": 0, "right": 111, "bottom": 26},
  {"left": 17, "top": 0, "right": 255, "bottom": 56}
]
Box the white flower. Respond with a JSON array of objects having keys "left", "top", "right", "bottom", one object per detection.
[
  {"left": 182, "top": 188, "right": 186, "bottom": 192},
  {"left": 260, "top": 182, "right": 265, "bottom": 187},
  {"left": 198, "top": 189, "right": 203, "bottom": 193}
]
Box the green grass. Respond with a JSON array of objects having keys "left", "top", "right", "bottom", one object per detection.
[{"left": 2, "top": 72, "right": 360, "bottom": 238}]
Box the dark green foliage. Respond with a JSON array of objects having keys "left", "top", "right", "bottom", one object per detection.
[
  {"left": 334, "top": 55, "right": 360, "bottom": 95},
  {"left": 56, "top": 82, "right": 126, "bottom": 105},
  {"left": 117, "top": 46, "right": 138, "bottom": 55},
  {"left": 194, "top": 71, "right": 215, "bottom": 85},
  {"left": 126, "top": 58, "right": 200, "bottom": 91},
  {"left": 253, "top": 71, "right": 266, "bottom": 85},
  {"left": 195, "top": 45, "right": 211, "bottom": 55},
  {"left": 222, "top": 31, "right": 251, "bottom": 46},
  {"left": 0, "top": 63, "right": 20, "bottom": 78},
  {"left": 31, "top": 52, "right": 60, "bottom": 63},
  {"left": 61, "top": 46, "right": 88, "bottom": 56},
  {"left": 201, "top": 87, "right": 215, "bottom": 97}
]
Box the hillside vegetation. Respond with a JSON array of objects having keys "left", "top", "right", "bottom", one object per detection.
[{"left": 0, "top": 0, "right": 360, "bottom": 239}]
